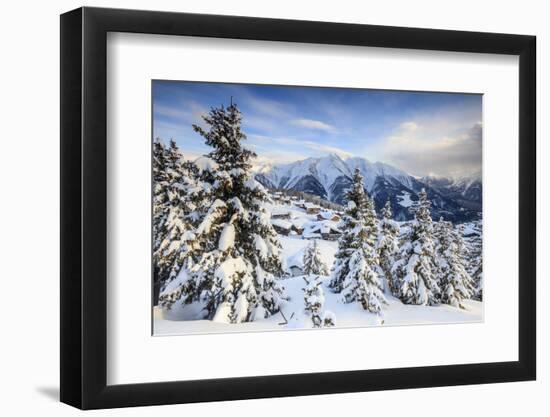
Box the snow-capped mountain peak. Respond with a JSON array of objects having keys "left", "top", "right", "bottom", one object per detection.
[
  {"left": 254, "top": 154, "right": 413, "bottom": 202},
  {"left": 254, "top": 154, "right": 482, "bottom": 223},
  {"left": 256, "top": 154, "right": 411, "bottom": 191}
]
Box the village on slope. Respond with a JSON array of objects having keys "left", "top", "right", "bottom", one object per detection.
[{"left": 152, "top": 101, "right": 483, "bottom": 335}]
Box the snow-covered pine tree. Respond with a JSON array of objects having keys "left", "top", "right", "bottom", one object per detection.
[
  {"left": 330, "top": 169, "right": 386, "bottom": 315},
  {"left": 302, "top": 275, "right": 335, "bottom": 328},
  {"left": 152, "top": 138, "right": 170, "bottom": 257},
  {"left": 474, "top": 270, "right": 483, "bottom": 301},
  {"left": 329, "top": 169, "right": 366, "bottom": 292},
  {"left": 157, "top": 153, "right": 204, "bottom": 282},
  {"left": 392, "top": 189, "right": 441, "bottom": 306},
  {"left": 435, "top": 220, "right": 475, "bottom": 308},
  {"left": 377, "top": 200, "right": 400, "bottom": 296},
  {"left": 363, "top": 185, "right": 379, "bottom": 248},
  {"left": 160, "top": 101, "right": 286, "bottom": 323},
  {"left": 153, "top": 139, "right": 171, "bottom": 304},
  {"left": 467, "top": 221, "right": 483, "bottom": 301},
  {"left": 152, "top": 139, "right": 203, "bottom": 304},
  {"left": 471, "top": 256, "right": 483, "bottom": 301},
  {"left": 303, "top": 239, "right": 329, "bottom": 276}
]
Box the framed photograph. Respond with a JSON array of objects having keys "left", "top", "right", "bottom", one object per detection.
[
  {"left": 60, "top": 6, "right": 536, "bottom": 409},
  {"left": 151, "top": 80, "right": 485, "bottom": 335}
]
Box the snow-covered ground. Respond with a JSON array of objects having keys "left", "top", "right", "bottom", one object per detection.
[
  {"left": 154, "top": 274, "right": 482, "bottom": 336},
  {"left": 154, "top": 199, "right": 482, "bottom": 336}
]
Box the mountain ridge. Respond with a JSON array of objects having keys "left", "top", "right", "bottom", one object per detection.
[{"left": 253, "top": 153, "right": 481, "bottom": 223}]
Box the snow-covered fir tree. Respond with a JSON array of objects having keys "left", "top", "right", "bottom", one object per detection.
[
  {"left": 435, "top": 220, "right": 475, "bottom": 308},
  {"left": 392, "top": 189, "right": 441, "bottom": 306},
  {"left": 466, "top": 221, "right": 483, "bottom": 301},
  {"left": 329, "top": 169, "right": 367, "bottom": 292},
  {"left": 152, "top": 139, "right": 204, "bottom": 304},
  {"left": 160, "top": 101, "right": 286, "bottom": 323},
  {"left": 471, "top": 256, "right": 483, "bottom": 301},
  {"left": 330, "top": 169, "right": 386, "bottom": 315},
  {"left": 302, "top": 239, "right": 329, "bottom": 276},
  {"left": 152, "top": 139, "right": 170, "bottom": 255},
  {"left": 156, "top": 164, "right": 203, "bottom": 286},
  {"left": 377, "top": 200, "right": 400, "bottom": 296},
  {"left": 302, "top": 275, "right": 335, "bottom": 328}
]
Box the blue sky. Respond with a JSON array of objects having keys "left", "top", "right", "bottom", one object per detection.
[{"left": 153, "top": 81, "right": 482, "bottom": 177}]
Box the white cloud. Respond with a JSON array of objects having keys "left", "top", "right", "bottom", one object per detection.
[
  {"left": 301, "top": 141, "right": 352, "bottom": 159},
  {"left": 400, "top": 121, "right": 419, "bottom": 131},
  {"left": 291, "top": 118, "right": 335, "bottom": 132},
  {"left": 154, "top": 101, "right": 207, "bottom": 124},
  {"left": 380, "top": 122, "right": 482, "bottom": 177},
  {"left": 248, "top": 134, "right": 352, "bottom": 162},
  {"left": 245, "top": 96, "right": 290, "bottom": 118}
]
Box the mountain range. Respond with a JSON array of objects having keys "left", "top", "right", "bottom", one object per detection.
[{"left": 253, "top": 154, "right": 481, "bottom": 223}]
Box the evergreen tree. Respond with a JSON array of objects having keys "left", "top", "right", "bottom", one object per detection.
[
  {"left": 303, "top": 239, "right": 329, "bottom": 276},
  {"left": 152, "top": 138, "right": 170, "bottom": 257},
  {"left": 302, "top": 275, "right": 335, "bottom": 328},
  {"left": 363, "top": 185, "right": 379, "bottom": 250},
  {"left": 377, "top": 200, "right": 400, "bottom": 296},
  {"left": 435, "top": 221, "right": 475, "bottom": 308},
  {"left": 160, "top": 101, "right": 286, "bottom": 323},
  {"left": 392, "top": 189, "right": 440, "bottom": 306},
  {"left": 472, "top": 261, "right": 483, "bottom": 301},
  {"left": 153, "top": 139, "right": 170, "bottom": 304},
  {"left": 329, "top": 169, "right": 367, "bottom": 292},
  {"left": 467, "top": 221, "right": 483, "bottom": 301},
  {"left": 330, "top": 169, "right": 386, "bottom": 315},
  {"left": 156, "top": 153, "right": 203, "bottom": 282},
  {"left": 152, "top": 139, "right": 203, "bottom": 304}
]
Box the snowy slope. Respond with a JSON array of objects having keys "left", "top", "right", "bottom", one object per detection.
[
  {"left": 154, "top": 198, "right": 482, "bottom": 336},
  {"left": 154, "top": 275, "right": 482, "bottom": 335}
]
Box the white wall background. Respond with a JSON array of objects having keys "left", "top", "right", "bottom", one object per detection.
[{"left": 0, "top": 0, "right": 545, "bottom": 415}]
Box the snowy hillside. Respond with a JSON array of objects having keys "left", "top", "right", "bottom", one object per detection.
[
  {"left": 155, "top": 194, "right": 483, "bottom": 335},
  {"left": 155, "top": 277, "right": 482, "bottom": 335}
]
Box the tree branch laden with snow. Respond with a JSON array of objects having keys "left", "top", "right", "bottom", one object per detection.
[{"left": 160, "top": 102, "right": 287, "bottom": 323}]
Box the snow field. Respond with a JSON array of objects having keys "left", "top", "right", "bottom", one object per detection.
[{"left": 155, "top": 226, "right": 481, "bottom": 335}]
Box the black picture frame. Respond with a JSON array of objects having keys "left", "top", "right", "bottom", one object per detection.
[{"left": 60, "top": 6, "right": 536, "bottom": 410}]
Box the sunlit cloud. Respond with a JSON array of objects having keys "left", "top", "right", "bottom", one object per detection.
[
  {"left": 381, "top": 122, "right": 482, "bottom": 177},
  {"left": 301, "top": 141, "right": 352, "bottom": 158},
  {"left": 249, "top": 134, "right": 352, "bottom": 160},
  {"left": 291, "top": 118, "right": 335, "bottom": 132},
  {"left": 400, "top": 121, "right": 419, "bottom": 131}
]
